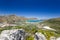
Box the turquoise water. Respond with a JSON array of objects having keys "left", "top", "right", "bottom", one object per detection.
[{"left": 26, "top": 20, "right": 43, "bottom": 22}]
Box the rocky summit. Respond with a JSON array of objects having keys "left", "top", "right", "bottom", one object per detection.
[
  {"left": 0, "top": 29, "right": 60, "bottom": 40},
  {"left": 0, "top": 29, "right": 26, "bottom": 40}
]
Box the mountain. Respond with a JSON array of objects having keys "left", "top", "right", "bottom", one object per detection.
[
  {"left": 0, "top": 15, "right": 39, "bottom": 24},
  {"left": 0, "top": 15, "right": 28, "bottom": 23}
]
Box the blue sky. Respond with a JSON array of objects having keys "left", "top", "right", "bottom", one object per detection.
[{"left": 0, "top": 0, "right": 60, "bottom": 19}]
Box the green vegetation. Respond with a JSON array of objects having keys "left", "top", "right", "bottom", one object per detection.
[
  {"left": 26, "top": 35, "right": 34, "bottom": 40},
  {"left": 37, "top": 29, "right": 59, "bottom": 40},
  {"left": 0, "top": 24, "right": 59, "bottom": 40},
  {"left": 41, "top": 18, "right": 60, "bottom": 34}
]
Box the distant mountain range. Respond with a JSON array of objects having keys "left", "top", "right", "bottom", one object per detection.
[{"left": 0, "top": 15, "right": 38, "bottom": 23}]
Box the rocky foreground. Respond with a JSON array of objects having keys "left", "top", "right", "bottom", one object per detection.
[{"left": 0, "top": 29, "right": 60, "bottom": 40}]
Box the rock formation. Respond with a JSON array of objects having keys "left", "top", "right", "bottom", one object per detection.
[
  {"left": 0, "top": 29, "right": 26, "bottom": 40},
  {"left": 34, "top": 32, "right": 47, "bottom": 40}
]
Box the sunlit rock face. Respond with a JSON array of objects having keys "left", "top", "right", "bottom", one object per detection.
[
  {"left": 56, "top": 37, "right": 60, "bottom": 40},
  {"left": 34, "top": 32, "right": 47, "bottom": 40},
  {"left": 0, "top": 29, "right": 26, "bottom": 40},
  {"left": 50, "top": 36, "right": 56, "bottom": 40}
]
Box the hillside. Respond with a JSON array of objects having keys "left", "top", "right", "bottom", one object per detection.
[
  {"left": 0, "top": 17, "right": 60, "bottom": 40},
  {"left": 0, "top": 15, "right": 38, "bottom": 24},
  {"left": 0, "top": 15, "right": 28, "bottom": 23},
  {"left": 41, "top": 18, "right": 60, "bottom": 34},
  {"left": 0, "top": 24, "right": 59, "bottom": 40}
]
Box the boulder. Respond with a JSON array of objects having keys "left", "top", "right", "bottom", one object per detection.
[
  {"left": 0, "top": 29, "right": 26, "bottom": 40},
  {"left": 34, "top": 32, "right": 47, "bottom": 40}
]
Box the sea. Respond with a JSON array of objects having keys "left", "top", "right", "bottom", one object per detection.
[{"left": 26, "top": 20, "right": 43, "bottom": 22}]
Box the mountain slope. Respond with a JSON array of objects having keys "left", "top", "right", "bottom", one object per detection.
[
  {"left": 42, "top": 18, "right": 60, "bottom": 34},
  {"left": 0, "top": 15, "right": 28, "bottom": 23}
]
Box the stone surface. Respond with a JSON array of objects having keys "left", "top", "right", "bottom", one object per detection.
[
  {"left": 56, "top": 37, "right": 60, "bottom": 40},
  {"left": 50, "top": 36, "right": 56, "bottom": 40},
  {"left": 34, "top": 32, "right": 47, "bottom": 40},
  {"left": 0, "top": 29, "right": 26, "bottom": 40}
]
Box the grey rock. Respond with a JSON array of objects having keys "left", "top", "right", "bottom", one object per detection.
[
  {"left": 34, "top": 32, "right": 47, "bottom": 40},
  {"left": 0, "top": 29, "right": 26, "bottom": 40}
]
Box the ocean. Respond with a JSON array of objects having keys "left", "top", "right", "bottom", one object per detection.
[{"left": 26, "top": 20, "right": 43, "bottom": 22}]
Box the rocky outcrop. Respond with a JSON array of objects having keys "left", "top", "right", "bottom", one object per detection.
[
  {"left": 56, "top": 37, "right": 60, "bottom": 40},
  {"left": 50, "top": 36, "right": 56, "bottom": 40},
  {"left": 34, "top": 32, "right": 47, "bottom": 40},
  {"left": 0, "top": 29, "right": 26, "bottom": 40},
  {"left": 0, "top": 29, "right": 60, "bottom": 40}
]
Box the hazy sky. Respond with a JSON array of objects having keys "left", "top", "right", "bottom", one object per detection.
[{"left": 0, "top": 0, "right": 60, "bottom": 19}]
